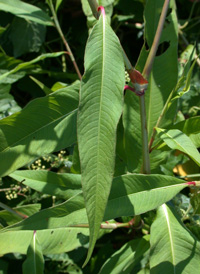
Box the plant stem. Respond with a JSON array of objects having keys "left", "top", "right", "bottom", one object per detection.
[
  {"left": 139, "top": 0, "right": 170, "bottom": 172},
  {"left": 142, "top": 0, "right": 170, "bottom": 79},
  {"left": 48, "top": 0, "right": 82, "bottom": 80},
  {"left": 0, "top": 202, "right": 28, "bottom": 219}
]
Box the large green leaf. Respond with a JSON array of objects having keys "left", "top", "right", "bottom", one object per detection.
[
  {"left": 0, "top": 0, "right": 53, "bottom": 26},
  {"left": 9, "top": 170, "right": 82, "bottom": 199},
  {"left": 157, "top": 128, "right": 200, "bottom": 166},
  {"left": 22, "top": 231, "right": 44, "bottom": 274},
  {"left": 150, "top": 204, "right": 200, "bottom": 273},
  {"left": 0, "top": 227, "right": 89, "bottom": 255},
  {"left": 3, "top": 174, "right": 187, "bottom": 232},
  {"left": 77, "top": 9, "right": 124, "bottom": 263},
  {"left": 0, "top": 174, "right": 189, "bottom": 256},
  {"left": 98, "top": 236, "right": 150, "bottom": 274},
  {"left": 0, "top": 81, "right": 79, "bottom": 177}
]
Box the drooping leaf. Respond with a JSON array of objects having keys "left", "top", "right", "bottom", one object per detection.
[
  {"left": 22, "top": 231, "right": 44, "bottom": 274},
  {"left": 0, "top": 0, "right": 53, "bottom": 26},
  {"left": 0, "top": 80, "right": 79, "bottom": 177},
  {"left": 98, "top": 236, "right": 150, "bottom": 274},
  {"left": 0, "top": 52, "right": 65, "bottom": 82},
  {"left": 77, "top": 8, "right": 124, "bottom": 263},
  {"left": 150, "top": 204, "right": 200, "bottom": 273},
  {"left": 9, "top": 170, "right": 82, "bottom": 199},
  {"left": 157, "top": 128, "right": 200, "bottom": 166}
]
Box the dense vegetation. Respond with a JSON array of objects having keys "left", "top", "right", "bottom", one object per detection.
[{"left": 0, "top": 0, "right": 200, "bottom": 273}]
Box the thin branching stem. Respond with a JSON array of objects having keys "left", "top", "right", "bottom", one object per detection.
[{"left": 48, "top": 0, "right": 82, "bottom": 80}]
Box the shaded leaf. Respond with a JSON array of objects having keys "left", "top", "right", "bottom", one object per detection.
[
  {"left": 22, "top": 231, "right": 44, "bottom": 274},
  {"left": 0, "top": 0, "right": 53, "bottom": 26},
  {"left": 0, "top": 81, "right": 79, "bottom": 177},
  {"left": 9, "top": 18, "right": 46, "bottom": 58},
  {"left": 98, "top": 236, "right": 150, "bottom": 274},
  {"left": 150, "top": 204, "right": 200, "bottom": 273},
  {"left": 0, "top": 52, "right": 65, "bottom": 82},
  {"left": 77, "top": 10, "right": 124, "bottom": 263}
]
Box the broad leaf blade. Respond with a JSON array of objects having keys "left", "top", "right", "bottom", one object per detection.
[
  {"left": 0, "top": 0, "right": 53, "bottom": 26},
  {"left": 157, "top": 128, "right": 200, "bottom": 166},
  {"left": 0, "top": 81, "right": 79, "bottom": 177},
  {"left": 22, "top": 231, "right": 44, "bottom": 274},
  {"left": 9, "top": 170, "right": 81, "bottom": 199},
  {"left": 150, "top": 204, "right": 200, "bottom": 273},
  {"left": 77, "top": 11, "right": 124, "bottom": 263}
]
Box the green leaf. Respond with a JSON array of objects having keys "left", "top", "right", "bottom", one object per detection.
[
  {"left": 0, "top": 204, "right": 41, "bottom": 228},
  {"left": 157, "top": 128, "right": 200, "bottom": 166},
  {"left": 98, "top": 236, "right": 150, "bottom": 274},
  {"left": 0, "top": 80, "right": 79, "bottom": 177},
  {"left": 9, "top": 18, "right": 46, "bottom": 58},
  {"left": 77, "top": 9, "right": 124, "bottom": 263},
  {"left": 0, "top": 52, "right": 65, "bottom": 82},
  {"left": 0, "top": 0, "right": 53, "bottom": 26},
  {"left": 0, "top": 227, "right": 90, "bottom": 256},
  {"left": 56, "top": 0, "right": 63, "bottom": 12},
  {"left": 150, "top": 204, "right": 200, "bottom": 273},
  {"left": 4, "top": 174, "right": 187, "bottom": 232},
  {"left": 22, "top": 231, "right": 44, "bottom": 274},
  {"left": 0, "top": 174, "right": 188, "bottom": 256},
  {"left": 170, "top": 116, "right": 200, "bottom": 148},
  {"left": 9, "top": 170, "right": 81, "bottom": 199}
]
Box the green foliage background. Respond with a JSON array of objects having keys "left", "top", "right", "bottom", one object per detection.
[{"left": 0, "top": 0, "right": 200, "bottom": 273}]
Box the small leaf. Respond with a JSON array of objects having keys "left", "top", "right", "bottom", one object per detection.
[
  {"left": 150, "top": 204, "right": 200, "bottom": 273},
  {"left": 0, "top": 0, "right": 53, "bottom": 26},
  {"left": 77, "top": 9, "right": 124, "bottom": 264},
  {"left": 157, "top": 128, "right": 200, "bottom": 166},
  {"left": 22, "top": 231, "right": 44, "bottom": 274}
]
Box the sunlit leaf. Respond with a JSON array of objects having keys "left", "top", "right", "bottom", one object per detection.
[
  {"left": 22, "top": 231, "right": 44, "bottom": 274},
  {"left": 150, "top": 204, "right": 200, "bottom": 273},
  {"left": 0, "top": 0, "right": 53, "bottom": 26}
]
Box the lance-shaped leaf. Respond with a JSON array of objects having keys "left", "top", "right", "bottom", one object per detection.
[
  {"left": 150, "top": 204, "right": 200, "bottom": 273},
  {"left": 0, "top": 81, "right": 79, "bottom": 177},
  {"left": 77, "top": 7, "right": 124, "bottom": 264},
  {"left": 157, "top": 128, "right": 200, "bottom": 166},
  {"left": 0, "top": 0, "right": 53, "bottom": 26},
  {"left": 22, "top": 231, "right": 44, "bottom": 274},
  {"left": 9, "top": 170, "right": 82, "bottom": 199}
]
